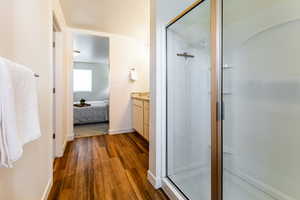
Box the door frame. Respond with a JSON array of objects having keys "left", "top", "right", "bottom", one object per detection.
[
  {"left": 158, "top": 0, "right": 223, "bottom": 199},
  {"left": 52, "top": 13, "right": 64, "bottom": 158},
  {"left": 210, "top": 0, "right": 223, "bottom": 199},
  {"left": 68, "top": 28, "right": 111, "bottom": 137}
]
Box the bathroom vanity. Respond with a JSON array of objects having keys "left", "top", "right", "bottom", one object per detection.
[{"left": 131, "top": 93, "right": 150, "bottom": 141}]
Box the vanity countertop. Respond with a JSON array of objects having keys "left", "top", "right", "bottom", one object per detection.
[{"left": 131, "top": 92, "right": 150, "bottom": 101}]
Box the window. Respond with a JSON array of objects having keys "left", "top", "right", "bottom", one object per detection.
[{"left": 73, "top": 69, "right": 92, "bottom": 92}]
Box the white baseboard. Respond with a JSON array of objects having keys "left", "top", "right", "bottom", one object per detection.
[
  {"left": 161, "top": 178, "right": 186, "bottom": 200},
  {"left": 108, "top": 128, "right": 134, "bottom": 135},
  {"left": 41, "top": 176, "right": 53, "bottom": 200},
  {"left": 57, "top": 140, "right": 67, "bottom": 158},
  {"left": 67, "top": 132, "right": 74, "bottom": 141},
  {"left": 56, "top": 133, "right": 73, "bottom": 158},
  {"left": 147, "top": 170, "right": 162, "bottom": 189}
]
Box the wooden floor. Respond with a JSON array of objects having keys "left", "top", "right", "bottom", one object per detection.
[
  {"left": 74, "top": 123, "right": 109, "bottom": 138},
  {"left": 48, "top": 133, "right": 169, "bottom": 200}
]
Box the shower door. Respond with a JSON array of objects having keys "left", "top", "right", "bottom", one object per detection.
[
  {"left": 222, "top": 1, "right": 300, "bottom": 200},
  {"left": 166, "top": 0, "right": 212, "bottom": 199}
]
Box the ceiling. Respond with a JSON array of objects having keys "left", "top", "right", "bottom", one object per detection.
[
  {"left": 73, "top": 33, "right": 109, "bottom": 64},
  {"left": 60, "top": 0, "right": 150, "bottom": 41}
]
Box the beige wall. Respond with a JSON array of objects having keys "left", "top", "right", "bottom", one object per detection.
[
  {"left": 109, "top": 36, "right": 150, "bottom": 133},
  {"left": 0, "top": 0, "right": 69, "bottom": 199},
  {"left": 0, "top": 1, "right": 13, "bottom": 59},
  {"left": 0, "top": 0, "right": 53, "bottom": 200}
]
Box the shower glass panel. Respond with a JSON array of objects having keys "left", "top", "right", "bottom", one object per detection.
[
  {"left": 223, "top": 1, "right": 300, "bottom": 200},
  {"left": 166, "top": 0, "right": 211, "bottom": 199}
]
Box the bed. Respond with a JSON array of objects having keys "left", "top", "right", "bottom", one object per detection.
[{"left": 73, "top": 100, "right": 109, "bottom": 125}]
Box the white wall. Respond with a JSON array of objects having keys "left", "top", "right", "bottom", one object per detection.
[
  {"left": 0, "top": 0, "right": 53, "bottom": 199},
  {"left": 109, "top": 36, "right": 149, "bottom": 133}
]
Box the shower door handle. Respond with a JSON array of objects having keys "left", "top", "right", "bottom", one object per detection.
[
  {"left": 221, "top": 101, "right": 225, "bottom": 121},
  {"left": 217, "top": 101, "right": 225, "bottom": 121}
]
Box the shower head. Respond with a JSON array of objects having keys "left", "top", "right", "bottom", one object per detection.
[{"left": 177, "top": 52, "right": 195, "bottom": 59}]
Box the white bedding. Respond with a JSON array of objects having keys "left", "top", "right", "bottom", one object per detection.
[{"left": 73, "top": 100, "right": 109, "bottom": 125}]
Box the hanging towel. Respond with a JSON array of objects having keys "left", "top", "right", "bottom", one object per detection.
[
  {"left": 0, "top": 58, "right": 23, "bottom": 168},
  {"left": 0, "top": 57, "right": 41, "bottom": 168},
  {"left": 8, "top": 61, "right": 41, "bottom": 145}
]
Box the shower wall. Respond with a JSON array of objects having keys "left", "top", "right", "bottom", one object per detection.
[
  {"left": 167, "top": 30, "right": 211, "bottom": 175},
  {"left": 223, "top": 1, "right": 300, "bottom": 199}
]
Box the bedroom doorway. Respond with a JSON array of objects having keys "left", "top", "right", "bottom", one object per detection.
[{"left": 72, "top": 33, "right": 110, "bottom": 138}]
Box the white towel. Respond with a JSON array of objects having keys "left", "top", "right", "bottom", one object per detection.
[
  {"left": 9, "top": 62, "right": 41, "bottom": 144},
  {"left": 0, "top": 59, "right": 23, "bottom": 167},
  {"left": 0, "top": 57, "right": 41, "bottom": 168}
]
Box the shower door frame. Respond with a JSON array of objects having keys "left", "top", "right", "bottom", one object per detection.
[{"left": 163, "top": 0, "right": 223, "bottom": 200}]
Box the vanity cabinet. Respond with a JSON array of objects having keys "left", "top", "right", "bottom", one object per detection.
[
  {"left": 143, "top": 101, "right": 149, "bottom": 140},
  {"left": 132, "top": 95, "right": 150, "bottom": 141},
  {"left": 132, "top": 99, "right": 144, "bottom": 136}
]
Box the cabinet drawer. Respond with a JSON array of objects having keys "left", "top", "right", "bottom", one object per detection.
[{"left": 133, "top": 99, "right": 143, "bottom": 107}]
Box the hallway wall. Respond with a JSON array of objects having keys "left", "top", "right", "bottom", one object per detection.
[
  {"left": 109, "top": 36, "right": 150, "bottom": 133},
  {"left": 0, "top": 1, "right": 13, "bottom": 59},
  {"left": 0, "top": 0, "right": 52, "bottom": 199},
  {"left": 0, "top": 0, "right": 67, "bottom": 199}
]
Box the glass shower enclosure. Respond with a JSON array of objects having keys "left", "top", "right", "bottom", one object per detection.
[
  {"left": 166, "top": 0, "right": 212, "bottom": 199},
  {"left": 165, "top": 0, "right": 300, "bottom": 200},
  {"left": 222, "top": 0, "right": 300, "bottom": 200}
]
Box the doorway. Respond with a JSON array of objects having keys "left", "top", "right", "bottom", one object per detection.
[{"left": 72, "top": 33, "right": 110, "bottom": 138}]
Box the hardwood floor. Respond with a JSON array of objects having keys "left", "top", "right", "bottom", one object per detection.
[
  {"left": 74, "top": 123, "right": 109, "bottom": 138},
  {"left": 48, "top": 133, "right": 169, "bottom": 200}
]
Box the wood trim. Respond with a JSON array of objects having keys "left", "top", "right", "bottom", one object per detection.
[
  {"left": 211, "top": 0, "right": 222, "bottom": 200},
  {"left": 167, "top": 0, "right": 206, "bottom": 27}
]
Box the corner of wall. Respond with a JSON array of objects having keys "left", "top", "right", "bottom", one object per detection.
[
  {"left": 147, "top": 170, "right": 162, "bottom": 189},
  {"left": 41, "top": 176, "right": 53, "bottom": 200}
]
